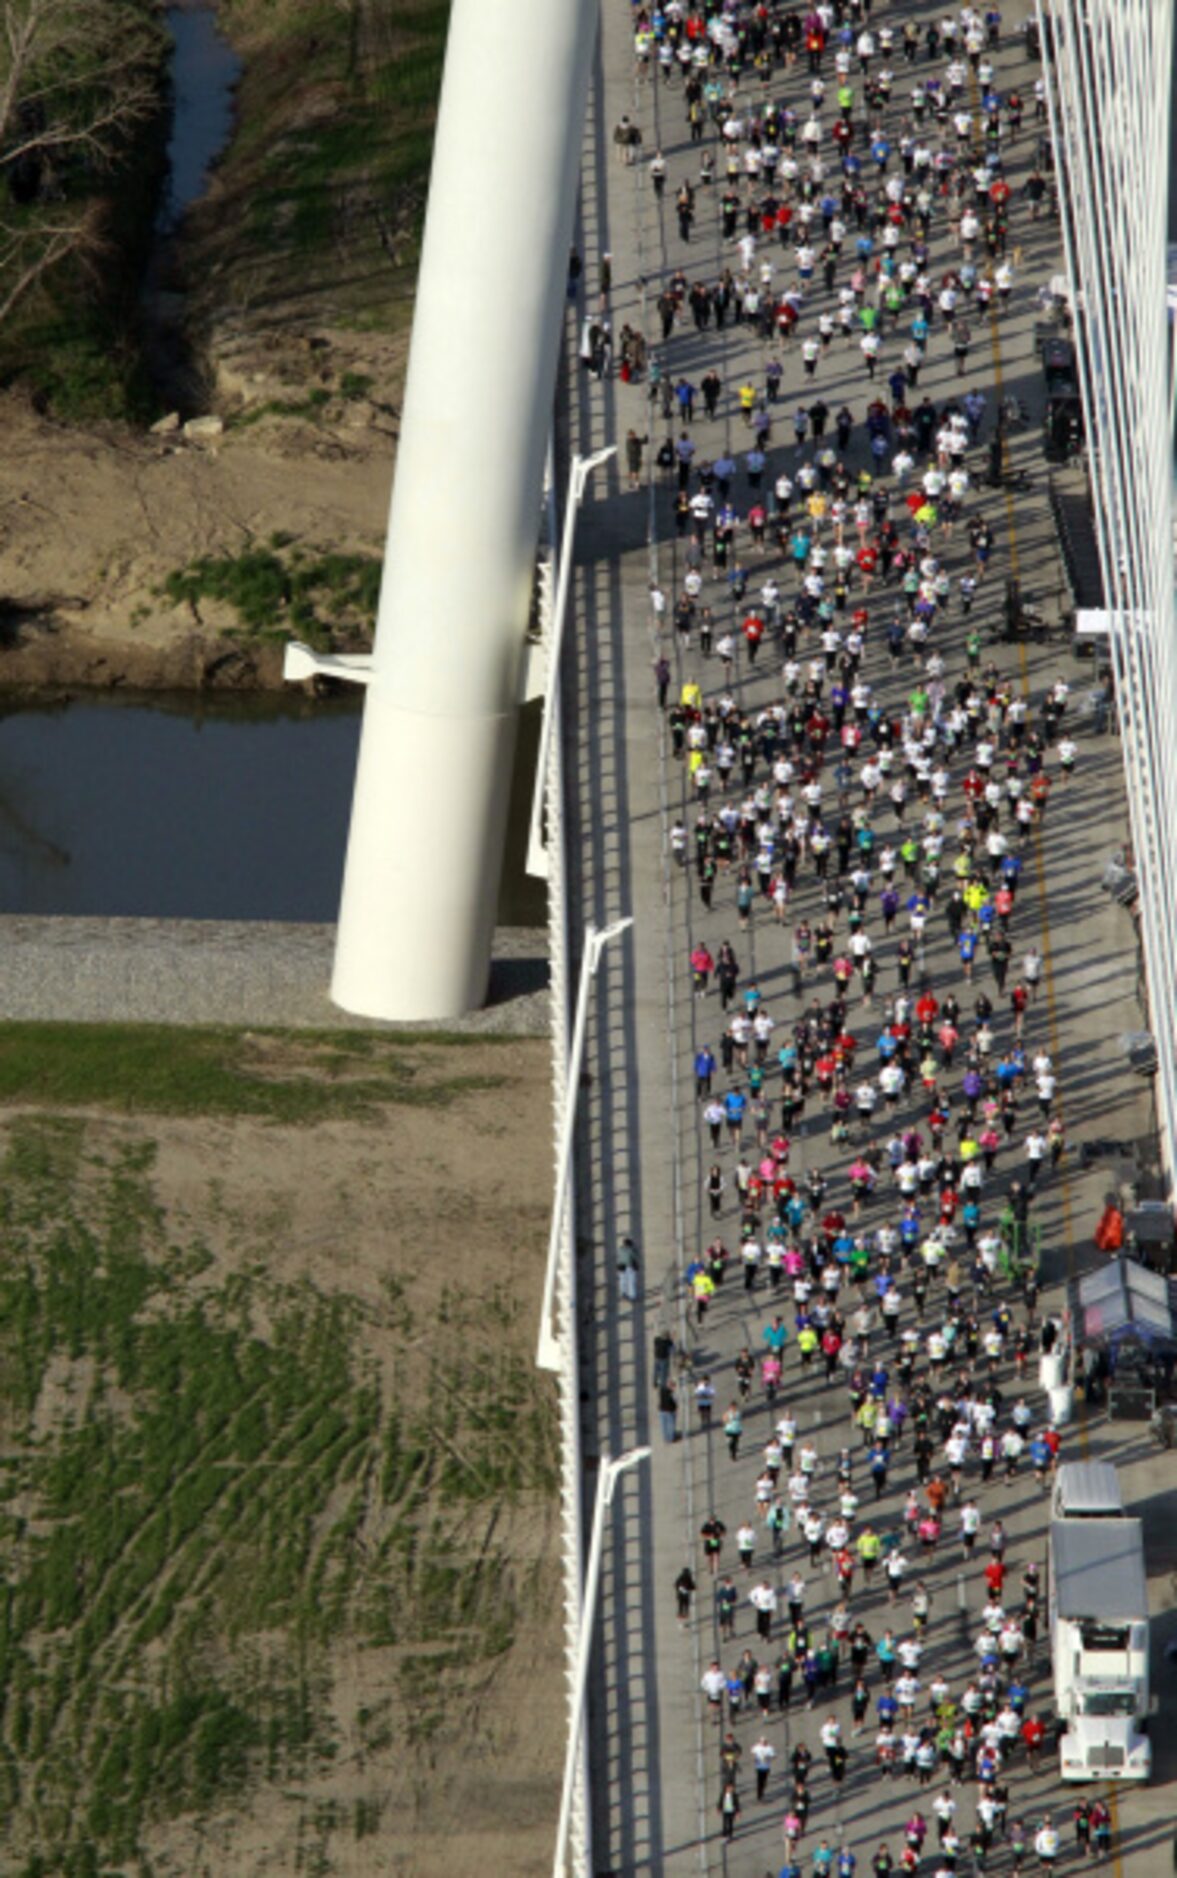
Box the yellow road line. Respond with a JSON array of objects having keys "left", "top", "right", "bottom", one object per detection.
[
  {"left": 982, "top": 307, "right": 1076, "bottom": 1291},
  {"left": 984, "top": 300, "right": 1123, "bottom": 1878}
]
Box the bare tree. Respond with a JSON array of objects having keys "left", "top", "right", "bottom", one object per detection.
[{"left": 0, "top": 0, "right": 163, "bottom": 320}]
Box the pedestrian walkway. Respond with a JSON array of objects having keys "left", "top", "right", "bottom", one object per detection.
[{"left": 562, "top": 5, "right": 1167, "bottom": 1875}]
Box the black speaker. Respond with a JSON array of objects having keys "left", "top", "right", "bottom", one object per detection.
[{"left": 1108, "top": 1384, "right": 1154, "bottom": 1421}]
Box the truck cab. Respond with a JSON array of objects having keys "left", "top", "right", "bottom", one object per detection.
[
  {"left": 1052, "top": 1461, "right": 1123, "bottom": 1521},
  {"left": 1059, "top": 1679, "right": 1151, "bottom": 1781}
]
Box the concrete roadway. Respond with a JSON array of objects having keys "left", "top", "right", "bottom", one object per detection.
[{"left": 559, "top": 3, "right": 1177, "bottom": 1874}]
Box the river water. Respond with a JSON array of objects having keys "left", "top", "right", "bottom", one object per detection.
[
  {"left": 0, "top": 693, "right": 543, "bottom": 926},
  {"left": 0, "top": 696, "right": 358, "bottom": 922},
  {"left": 161, "top": 2, "right": 241, "bottom": 230}
]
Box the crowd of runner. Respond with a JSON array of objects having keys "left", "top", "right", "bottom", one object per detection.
[{"left": 609, "top": 0, "right": 1110, "bottom": 1869}]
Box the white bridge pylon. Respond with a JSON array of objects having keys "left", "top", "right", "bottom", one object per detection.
[{"left": 287, "top": 0, "right": 599, "bottom": 1022}]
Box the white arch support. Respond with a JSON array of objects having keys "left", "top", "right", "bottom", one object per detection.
[{"left": 1039, "top": 0, "right": 1177, "bottom": 1170}]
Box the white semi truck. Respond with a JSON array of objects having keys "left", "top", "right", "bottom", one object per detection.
[{"left": 1049, "top": 1464, "right": 1151, "bottom": 1781}]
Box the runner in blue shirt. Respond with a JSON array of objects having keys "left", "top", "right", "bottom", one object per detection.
[
  {"left": 724, "top": 1087, "right": 747, "bottom": 1146},
  {"left": 764, "top": 1317, "right": 789, "bottom": 1358}
]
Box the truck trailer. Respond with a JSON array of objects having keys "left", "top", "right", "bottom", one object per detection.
[{"left": 1049, "top": 1515, "right": 1151, "bottom": 1781}]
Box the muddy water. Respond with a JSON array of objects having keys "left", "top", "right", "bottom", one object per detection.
[{"left": 0, "top": 693, "right": 544, "bottom": 927}]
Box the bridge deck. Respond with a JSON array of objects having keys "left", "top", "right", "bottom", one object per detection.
[{"left": 562, "top": 5, "right": 1172, "bottom": 1874}]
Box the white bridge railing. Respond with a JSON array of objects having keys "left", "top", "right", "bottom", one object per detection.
[{"left": 537, "top": 526, "right": 593, "bottom": 1876}]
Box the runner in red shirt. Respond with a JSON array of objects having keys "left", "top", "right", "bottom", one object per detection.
[
  {"left": 743, "top": 612, "right": 765, "bottom": 662},
  {"left": 1021, "top": 1714, "right": 1046, "bottom": 1766}
]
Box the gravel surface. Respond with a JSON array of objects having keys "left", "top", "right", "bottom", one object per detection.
[{"left": 0, "top": 919, "right": 549, "bottom": 1034}]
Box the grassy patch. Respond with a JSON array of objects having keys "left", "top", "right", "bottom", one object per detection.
[
  {"left": 189, "top": 0, "right": 452, "bottom": 334},
  {"left": 227, "top": 385, "right": 333, "bottom": 429},
  {"left": 0, "top": 1024, "right": 509, "bottom": 1120},
  {"left": 0, "top": 1113, "right": 554, "bottom": 1869},
  {"left": 7, "top": 320, "right": 160, "bottom": 426},
  {"left": 160, "top": 543, "right": 381, "bottom": 650},
  {"left": 222, "top": 370, "right": 375, "bottom": 427}
]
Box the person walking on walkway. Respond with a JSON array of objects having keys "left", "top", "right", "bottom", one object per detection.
[
  {"left": 752, "top": 1731, "right": 775, "bottom": 1799},
  {"left": 616, "top": 1235, "right": 640, "bottom": 1301},
  {"left": 653, "top": 1328, "right": 674, "bottom": 1391},
  {"left": 718, "top": 1779, "right": 740, "bottom": 1840},
  {"left": 675, "top": 1566, "right": 695, "bottom": 1625},
  {"left": 659, "top": 1378, "right": 678, "bottom": 1444},
  {"left": 701, "top": 1513, "right": 726, "bottom": 1573}
]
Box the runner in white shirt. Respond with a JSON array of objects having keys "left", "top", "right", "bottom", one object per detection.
[
  {"left": 701, "top": 1662, "right": 725, "bottom": 1712},
  {"left": 751, "top": 1733, "right": 776, "bottom": 1797},
  {"left": 897, "top": 1634, "right": 922, "bottom": 1672},
  {"left": 894, "top": 1671, "right": 920, "bottom": 1717},
  {"left": 737, "top": 1521, "right": 758, "bottom": 1569},
  {"left": 825, "top": 1516, "right": 850, "bottom": 1556},
  {"left": 749, "top": 1580, "right": 778, "bottom": 1638}
]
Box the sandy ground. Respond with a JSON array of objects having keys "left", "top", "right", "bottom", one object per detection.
[
  {"left": 2, "top": 1039, "right": 564, "bottom": 1876},
  {"left": 0, "top": 324, "right": 403, "bottom": 691}
]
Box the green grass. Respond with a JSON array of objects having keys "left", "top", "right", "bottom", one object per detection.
[
  {"left": 248, "top": 2, "right": 450, "bottom": 252},
  {"left": 0, "top": 1023, "right": 511, "bottom": 1120},
  {"left": 9, "top": 322, "right": 160, "bottom": 426},
  {"left": 228, "top": 385, "right": 333, "bottom": 429},
  {"left": 0, "top": 1112, "right": 554, "bottom": 1869},
  {"left": 211, "top": 0, "right": 451, "bottom": 330},
  {"left": 161, "top": 543, "right": 381, "bottom": 650}
]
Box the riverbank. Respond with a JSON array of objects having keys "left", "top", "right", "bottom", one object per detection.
[
  {"left": 0, "top": 0, "right": 450, "bottom": 692},
  {"left": 0, "top": 369, "right": 398, "bottom": 690}
]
